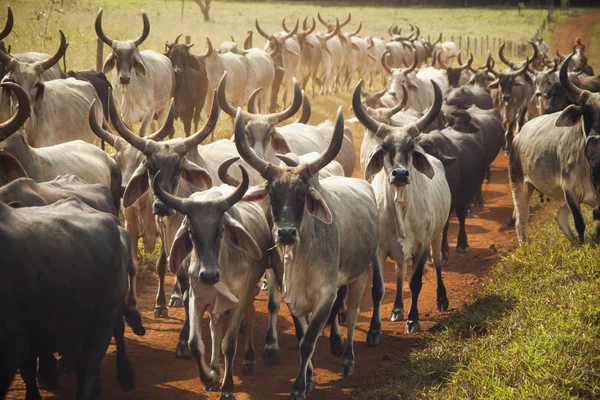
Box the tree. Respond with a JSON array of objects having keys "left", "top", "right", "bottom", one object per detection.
[{"left": 193, "top": 0, "right": 211, "bottom": 22}]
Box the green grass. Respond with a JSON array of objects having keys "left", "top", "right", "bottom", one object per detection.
[{"left": 358, "top": 203, "right": 600, "bottom": 399}]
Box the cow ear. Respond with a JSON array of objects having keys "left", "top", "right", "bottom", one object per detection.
[
  {"left": 271, "top": 130, "right": 292, "bottom": 154},
  {"left": 187, "top": 55, "right": 202, "bottom": 71},
  {"left": 555, "top": 105, "right": 582, "bottom": 127},
  {"left": 307, "top": 186, "right": 332, "bottom": 224},
  {"left": 514, "top": 81, "right": 523, "bottom": 86},
  {"left": 102, "top": 53, "right": 116, "bottom": 74},
  {"left": 224, "top": 214, "right": 262, "bottom": 259},
  {"left": 488, "top": 79, "right": 499, "bottom": 89},
  {"left": 352, "top": 43, "right": 360, "bottom": 51},
  {"left": 133, "top": 54, "right": 147, "bottom": 77},
  {"left": 413, "top": 147, "right": 435, "bottom": 179},
  {"left": 365, "top": 147, "right": 384, "bottom": 181},
  {"left": 406, "top": 76, "right": 419, "bottom": 90},
  {"left": 33, "top": 83, "right": 45, "bottom": 113},
  {"left": 168, "top": 222, "right": 192, "bottom": 273},
  {"left": 305, "top": 42, "right": 314, "bottom": 49},
  {"left": 242, "top": 183, "right": 269, "bottom": 202},
  {"left": 438, "top": 154, "right": 457, "bottom": 166},
  {"left": 182, "top": 159, "right": 213, "bottom": 190},
  {"left": 123, "top": 163, "right": 149, "bottom": 207},
  {"left": 467, "top": 74, "right": 476, "bottom": 85},
  {"left": 0, "top": 151, "right": 27, "bottom": 183}
]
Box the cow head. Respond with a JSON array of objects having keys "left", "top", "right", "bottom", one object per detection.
[
  {"left": 544, "top": 82, "right": 575, "bottom": 114},
  {"left": 0, "top": 29, "right": 66, "bottom": 94},
  {"left": 439, "top": 50, "right": 473, "bottom": 88},
  {"left": 0, "top": 82, "right": 29, "bottom": 186},
  {"left": 469, "top": 54, "right": 496, "bottom": 88},
  {"left": 487, "top": 56, "right": 530, "bottom": 102},
  {"left": 314, "top": 18, "right": 339, "bottom": 49},
  {"left": 165, "top": 34, "right": 201, "bottom": 76},
  {"left": 283, "top": 16, "right": 315, "bottom": 50},
  {"left": 355, "top": 85, "right": 408, "bottom": 125},
  {"left": 498, "top": 41, "right": 538, "bottom": 70},
  {"left": 531, "top": 60, "right": 558, "bottom": 98},
  {"left": 218, "top": 72, "right": 301, "bottom": 163},
  {"left": 353, "top": 79, "right": 442, "bottom": 190},
  {"left": 152, "top": 165, "right": 261, "bottom": 283},
  {"left": 317, "top": 12, "right": 351, "bottom": 33},
  {"left": 360, "top": 87, "right": 388, "bottom": 109},
  {"left": 96, "top": 8, "right": 151, "bottom": 86},
  {"left": 382, "top": 48, "right": 418, "bottom": 102},
  {"left": 255, "top": 18, "right": 299, "bottom": 62},
  {"left": 232, "top": 104, "right": 344, "bottom": 256}
]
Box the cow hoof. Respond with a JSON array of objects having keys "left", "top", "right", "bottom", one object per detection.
[
  {"left": 485, "top": 178, "right": 490, "bottom": 184},
  {"left": 329, "top": 334, "right": 346, "bottom": 357},
  {"left": 220, "top": 393, "right": 236, "bottom": 400},
  {"left": 289, "top": 392, "right": 306, "bottom": 400},
  {"left": 307, "top": 378, "right": 316, "bottom": 393},
  {"left": 154, "top": 306, "right": 168, "bottom": 318},
  {"left": 437, "top": 297, "right": 449, "bottom": 312},
  {"left": 242, "top": 362, "right": 256, "bottom": 376},
  {"left": 405, "top": 320, "right": 421, "bottom": 334},
  {"left": 175, "top": 341, "right": 192, "bottom": 359},
  {"left": 261, "top": 278, "right": 268, "bottom": 291},
  {"left": 263, "top": 346, "right": 280, "bottom": 365},
  {"left": 390, "top": 308, "right": 404, "bottom": 322},
  {"left": 340, "top": 359, "right": 355, "bottom": 377},
  {"left": 467, "top": 209, "right": 474, "bottom": 218},
  {"left": 456, "top": 245, "right": 470, "bottom": 253},
  {"left": 337, "top": 311, "right": 347, "bottom": 325},
  {"left": 116, "top": 357, "right": 136, "bottom": 391},
  {"left": 366, "top": 328, "right": 382, "bottom": 347},
  {"left": 169, "top": 296, "right": 183, "bottom": 308}
]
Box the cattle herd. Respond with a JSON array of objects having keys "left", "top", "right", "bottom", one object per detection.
[{"left": 1, "top": 5, "right": 599, "bottom": 400}]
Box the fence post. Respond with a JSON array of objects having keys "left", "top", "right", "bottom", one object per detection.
[
  {"left": 486, "top": 35, "right": 489, "bottom": 54},
  {"left": 458, "top": 36, "right": 462, "bottom": 50},
  {"left": 96, "top": 38, "right": 103, "bottom": 72},
  {"left": 185, "top": 35, "right": 191, "bottom": 45},
  {"left": 466, "top": 37, "right": 470, "bottom": 55},
  {"left": 474, "top": 38, "right": 477, "bottom": 55}
]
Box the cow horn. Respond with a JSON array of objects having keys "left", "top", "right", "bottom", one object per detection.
[
  {"left": 560, "top": 53, "right": 583, "bottom": 99},
  {"left": 147, "top": 99, "right": 175, "bottom": 142},
  {"left": 414, "top": 80, "right": 442, "bottom": 134},
  {"left": 556, "top": 49, "right": 564, "bottom": 61},
  {"left": 322, "top": 18, "right": 339, "bottom": 41},
  {"left": 529, "top": 41, "right": 539, "bottom": 64},
  {"left": 295, "top": 90, "right": 311, "bottom": 124},
  {"left": 133, "top": 10, "right": 150, "bottom": 47},
  {"left": 409, "top": 25, "right": 421, "bottom": 41},
  {"left": 184, "top": 90, "right": 219, "bottom": 151},
  {"left": 107, "top": 89, "right": 147, "bottom": 153},
  {"left": 282, "top": 17, "right": 291, "bottom": 33},
  {"left": 339, "top": 13, "right": 351, "bottom": 28},
  {"left": 282, "top": 19, "right": 299, "bottom": 42},
  {"left": 0, "top": 82, "right": 30, "bottom": 141},
  {"left": 384, "top": 84, "right": 408, "bottom": 118},
  {"left": 437, "top": 51, "right": 449, "bottom": 69},
  {"left": 39, "top": 30, "right": 67, "bottom": 72},
  {"left": 317, "top": 12, "right": 329, "bottom": 28},
  {"left": 366, "top": 37, "right": 374, "bottom": 49},
  {"left": 268, "top": 78, "right": 302, "bottom": 124},
  {"left": 387, "top": 24, "right": 394, "bottom": 36},
  {"left": 88, "top": 99, "right": 117, "bottom": 147},
  {"left": 218, "top": 157, "right": 242, "bottom": 186},
  {"left": 198, "top": 37, "right": 213, "bottom": 61},
  {"left": 349, "top": 21, "right": 362, "bottom": 37},
  {"left": 0, "top": 44, "right": 12, "bottom": 66},
  {"left": 255, "top": 18, "right": 270, "bottom": 39},
  {"left": 0, "top": 6, "right": 13, "bottom": 41},
  {"left": 244, "top": 30, "right": 253, "bottom": 50},
  {"left": 234, "top": 108, "right": 269, "bottom": 177},
  {"left": 151, "top": 171, "right": 186, "bottom": 212},
  {"left": 459, "top": 51, "right": 473, "bottom": 70},
  {"left": 247, "top": 87, "right": 262, "bottom": 114},
  {"left": 307, "top": 106, "right": 344, "bottom": 176},
  {"left": 432, "top": 32, "right": 441, "bottom": 46},
  {"left": 406, "top": 49, "right": 418, "bottom": 74},
  {"left": 95, "top": 8, "right": 114, "bottom": 47},
  {"left": 381, "top": 50, "right": 392, "bottom": 74},
  {"left": 303, "top": 16, "right": 316, "bottom": 35},
  {"left": 506, "top": 57, "right": 529, "bottom": 77},
  {"left": 486, "top": 53, "right": 499, "bottom": 77},
  {"left": 218, "top": 72, "right": 239, "bottom": 118},
  {"left": 498, "top": 42, "right": 514, "bottom": 67},
  {"left": 174, "top": 33, "right": 183, "bottom": 44},
  {"left": 220, "top": 165, "right": 249, "bottom": 211},
  {"left": 548, "top": 59, "right": 558, "bottom": 74},
  {"left": 276, "top": 154, "right": 300, "bottom": 167},
  {"left": 353, "top": 80, "right": 380, "bottom": 134}
]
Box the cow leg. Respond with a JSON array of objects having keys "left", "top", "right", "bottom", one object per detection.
[
  {"left": 340, "top": 271, "right": 369, "bottom": 377},
  {"left": 139, "top": 109, "right": 155, "bottom": 138},
  {"left": 0, "top": 370, "right": 15, "bottom": 398},
  {"left": 221, "top": 290, "right": 251, "bottom": 399},
  {"left": 208, "top": 313, "right": 224, "bottom": 386},
  {"left": 37, "top": 354, "right": 59, "bottom": 390},
  {"left": 124, "top": 208, "right": 141, "bottom": 261},
  {"left": 289, "top": 293, "right": 336, "bottom": 400},
  {"left": 20, "top": 357, "right": 41, "bottom": 400},
  {"left": 154, "top": 250, "right": 168, "bottom": 318},
  {"left": 264, "top": 269, "right": 281, "bottom": 364},
  {"left": 565, "top": 191, "right": 586, "bottom": 244},
  {"left": 366, "top": 255, "right": 383, "bottom": 346},
  {"left": 556, "top": 203, "right": 577, "bottom": 242},
  {"left": 176, "top": 273, "right": 192, "bottom": 359},
  {"left": 169, "top": 279, "right": 183, "bottom": 308},
  {"left": 188, "top": 291, "right": 219, "bottom": 390},
  {"left": 456, "top": 205, "right": 470, "bottom": 253},
  {"left": 405, "top": 248, "right": 429, "bottom": 334},
  {"left": 485, "top": 164, "right": 491, "bottom": 183},
  {"left": 113, "top": 316, "right": 135, "bottom": 392},
  {"left": 390, "top": 248, "right": 406, "bottom": 322},
  {"left": 328, "top": 285, "right": 348, "bottom": 358},
  {"left": 512, "top": 180, "right": 534, "bottom": 244},
  {"left": 183, "top": 118, "right": 192, "bottom": 138},
  {"left": 242, "top": 289, "right": 257, "bottom": 377},
  {"left": 432, "top": 233, "right": 449, "bottom": 312},
  {"left": 442, "top": 219, "right": 450, "bottom": 262}
]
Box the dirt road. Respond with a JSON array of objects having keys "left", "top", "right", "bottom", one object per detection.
[{"left": 556, "top": 10, "right": 600, "bottom": 55}]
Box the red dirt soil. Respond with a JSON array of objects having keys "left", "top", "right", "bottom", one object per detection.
[{"left": 556, "top": 10, "right": 600, "bottom": 56}]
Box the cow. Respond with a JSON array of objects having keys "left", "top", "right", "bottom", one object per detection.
[
  {"left": 557, "top": 48, "right": 594, "bottom": 76},
  {"left": 96, "top": 8, "right": 174, "bottom": 137},
  {"left": 0, "top": 196, "right": 144, "bottom": 400},
  {"left": 233, "top": 102, "right": 383, "bottom": 398},
  {"left": 544, "top": 82, "right": 576, "bottom": 114},
  {"left": 317, "top": 13, "right": 356, "bottom": 93},
  {"left": 469, "top": 54, "right": 497, "bottom": 89},
  {"left": 437, "top": 50, "right": 473, "bottom": 88},
  {"left": 434, "top": 37, "right": 458, "bottom": 66},
  {"left": 237, "top": 46, "right": 275, "bottom": 114},
  {"left": 0, "top": 82, "right": 122, "bottom": 212},
  {"left": 510, "top": 53, "right": 600, "bottom": 244},
  {"left": 353, "top": 79, "right": 451, "bottom": 333},
  {"left": 445, "top": 85, "right": 494, "bottom": 110},
  {"left": 314, "top": 19, "right": 343, "bottom": 96},
  {"left": 528, "top": 60, "right": 558, "bottom": 115},
  {"left": 152, "top": 165, "right": 271, "bottom": 399},
  {"left": 283, "top": 16, "right": 321, "bottom": 97},
  {"left": 365, "top": 36, "right": 387, "bottom": 91},
  {"left": 66, "top": 69, "right": 112, "bottom": 120},
  {"left": 165, "top": 34, "right": 208, "bottom": 137},
  {"left": 498, "top": 41, "right": 538, "bottom": 70}
]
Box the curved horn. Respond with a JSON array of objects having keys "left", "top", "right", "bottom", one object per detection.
[
  {"left": 281, "top": 19, "right": 299, "bottom": 42},
  {"left": 352, "top": 80, "right": 380, "bottom": 134},
  {"left": 307, "top": 106, "right": 344, "bottom": 176},
  {"left": 498, "top": 42, "right": 513, "bottom": 67},
  {"left": 304, "top": 16, "right": 316, "bottom": 35},
  {"left": 95, "top": 8, "right": 114, "bottom": 47},
  {"left": 339, "top": 13, "right": 351, "bottom": 28},
  {"left": 548, "top": 59, "right": 558, "bottom": 74},
  {"left": 217, "top": 156, "right": 241, "bottom": 186},
  {"left": 234, "top": 108, "right": 269, "bottom": 177},
  {"left": 384, "top": 84, "right": 408, "bottom": 118},
  {"left": 39, "top": 30, "right": 67, "bottom": 72},
  {"left": 268, "top": 78, "right": 302, "bottom": 124},
  {"left": 0, "top": 82, "right": 31, "bottom": 141},
  {"left": 198, "top": 37, "right": 213, "bottom": 61},
  {"left": 282, "top": 17, "right": 291, "bottom": 33},
  {"left": 486, "top": 53, "right": 499, "bottom": 77},
  {"left": 218, "top": 72, "right": 237, "bottom": 118},
  {"left": 244, "top": 30, "right": 253, "bottom": 50},
  {"left": 349, "top": 21, "right": 362, "bottom": 37},
  {"left": 317, "top": 12, "right": 328, "bottom": 28},
  {"left": 437, "top": 51, "right": 448, "bottom": 69},
  {"left": 276, "top": 154, "right": 299, "bottom": 167},
  {"left": 255, "top": 18, "right": 270, "bottom": 40},
  {"left": 506, "top": 57, "right": 529, "bottom": 77},
  {"left": 556, "top": 49, "right": 564, "bottom": 60},
  {"left": 387, "top": 24, "right": 394, "bottom": 36},
  {"left": 528, "top": 41, "right": 539, "bottom": 64},
  {"left": 133, "top": 10, "right": 150, "bottom": 47},
  {"left": 152, "top": 171, "right": 185, "bottom": 212},
  {"left": 247, "top": 87, "right": 262, "bottom": 114},
  {"left": 366, "top": 37, "right": 374, "bottom": 49},
  {"left": 295, "top": 90, "right": 311, "bottom": 124},
  {"left": 560, "top": 53, "right": 583, "bottom": 99},
  {"left": 414, "top": 80, "right": 442, "bottom": 133},
  {"left": 458, "top": 51, "right": 473, "bottom": 70},
  {"left": 107, "top": 89, "right": 147, "bottom": 152},
  {"left": 174, "top": 33, "right": 183, "bottom": 44},
  {"left": 220, "top": 165, "right": 249, "bottom": 210},
  {"left": 88, "top": 99, "right": 117, "bottom": 147},
  {"left": 381, "top": 50, "right": 392, "bottom": 74},
  {"left": 0, "top": 6, "right": 13, "bottom": 41},
  {"left": 457, "top": 49, "right": 463, "bottom": 65},
  {"left": 405, "top": 49, "right": 418, "bottom": 74},
  {"left": 432, "top": 32, "right": 441, "bottom": 46},
  {"left": 322, "top": 18, "right": 339, "bottom": 41},
  {"left": 184, "top": 90, "right": 219, "bottom": 151},
  {"left": 147, "top": 99, "right": 175, "bottom": 142}
]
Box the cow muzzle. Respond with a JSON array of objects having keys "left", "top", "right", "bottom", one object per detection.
[
  {"left": 536, "top": 92, "right": 542, "bottom": 97},
  {"left": 502, "top": 94, "right": 511, "bottom": 102},
  {"left": 153, "top": 200, "right": 174, "bottom": 217},
  {"left": 389, "top": 169, "right": 410, "bottom": 186},
  {"left": 277, "top": 227, "right": 298, "bottom": 244},
  {"left": 120, "top": 75, "right": 131, "bottom": 84},
  {"left": 200, "top": 269, "right": 221, "bottom": 285}
]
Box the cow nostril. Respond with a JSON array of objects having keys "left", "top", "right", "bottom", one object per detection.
[
  {"left": 392, "top": 169, "right": 408, "bottom": 177},
  {"left": 120, "top": 76, "right": 131, "bottom": 84},
  {"left": 152, "top": 201, "right": 173, "bottom": 216},
  {"left": 536, "top": 93, "right": 542, "bottom": 97},
  {"left": 200, "top": 270, "right": 220, "bottom": 284},
  {"left": 277, "top": 228, "right": 298, "bottom": 243}
]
